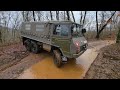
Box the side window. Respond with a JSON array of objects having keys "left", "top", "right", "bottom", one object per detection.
[
  {"left": 53, "top": 24, "right": 69, "bottom": 36},
  {"left": 36, "top": 25, "right": 44, "bottom": 31},
  {"left": 53, "top": 25, "right": 61, "bottom": 36},
  {"left": 61, "top": 25, "right": 69, "bottom": 36},
  {"left": 25, "top": 24, "right": 31, "bottom": 30}
]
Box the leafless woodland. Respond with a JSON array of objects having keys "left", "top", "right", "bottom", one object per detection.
[{"left": 0, "top": 11, "right": 120, "bottom": 46}]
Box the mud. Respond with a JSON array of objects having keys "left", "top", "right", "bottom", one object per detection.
[
  {"left": 85, "top": 43, "right": 120, "bottom": 79},
  {"left": 18, "top": 56, "right": 84, "bottom": 79},
  {"left": 18, "top": 40, "right": 114, "bottom": 79},
  {"left": 0, "top": 52, "right": 46, "bottom": 79},
  {"left": 0, "top": 43, "right": 29, "bottom": 72},
  {"left": 0, "top": 40, "right": 115, "bottom": 79}
]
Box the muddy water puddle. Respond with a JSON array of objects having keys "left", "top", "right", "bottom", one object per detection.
[
  {"left": 17, "top": 40, "right": 114, "bottom": 79},
  {"left": 17, "top": 49, "right": 97, "bottom": 79}
]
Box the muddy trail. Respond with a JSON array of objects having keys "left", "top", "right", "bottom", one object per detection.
[
  {"left": 85, "top": 43, "right": 120, "bottom": 79},
  {"left": 0, "top": 43, "right": 30, "bottom": 78},
  {"left": 0, "top": 43, "right": 29, "bottom": 72},
  {"left": 0, "top": 40, "right": 115, "bottom": 79},
  {"left": 17, "top": 40, "right": 114, "bottom": 79}
]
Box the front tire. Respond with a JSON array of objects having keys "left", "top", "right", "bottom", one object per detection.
[{"left": 53, "top": 50, "right": 62, "bottom": 68}]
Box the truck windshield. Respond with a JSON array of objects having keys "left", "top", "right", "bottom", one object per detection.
[{"left": 71, "top": 24, "right": 83, "bottom": 37}]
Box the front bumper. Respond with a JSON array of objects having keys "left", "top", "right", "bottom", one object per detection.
[
  {"left": 72, "top": 49, "right": 87, "bottom": 58},
  {"left": 71, "top": 44, "right": 88, "bottom": 58}
]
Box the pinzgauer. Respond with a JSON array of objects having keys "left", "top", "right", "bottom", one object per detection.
[{"left": 20, "top": 21, "right": 88, "bottom": 67}]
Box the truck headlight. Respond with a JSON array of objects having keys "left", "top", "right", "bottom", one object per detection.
[
  {"left": 74, "top": 42, "right": 80, "bottom": 54},
  {"left": 84, "top": 40, "right": 87, "bottom": 44}
]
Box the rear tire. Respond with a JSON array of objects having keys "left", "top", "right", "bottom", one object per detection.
[
  {"left": 31, "top": 41, "right": 40, "bottom": 54},
  {"left": 53, "top": 50, "right": 62, "bottom": 68},
  {"left": 24, "top": 39, "right": 31, "bottom": 52}
]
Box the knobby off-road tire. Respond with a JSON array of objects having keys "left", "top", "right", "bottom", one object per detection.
[
  {"left": 53, "top": 50, "right": 63, "bottom": 68},
  {"left": 31, "top": 41, "right": 40, "bottom": 54},
  {"left": 24, "top": 39, "right": 31, "bottom": 52}
]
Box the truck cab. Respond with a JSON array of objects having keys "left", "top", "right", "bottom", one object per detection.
[{"left": 51, "top": 21, "right": 87, "bottom": 59}]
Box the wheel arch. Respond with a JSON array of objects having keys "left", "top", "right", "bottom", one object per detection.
[
  {"left": 22, "top": 37, "right": 30, "bottom": 45},
  {"left": 51, "top": 45, "right": 64, "bottom": 56}
]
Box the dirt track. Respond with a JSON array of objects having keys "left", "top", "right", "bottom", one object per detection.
[
  {"left": 0, "top": 40, "right": 115, "bottom": 79},
  {"left": 85, "top": 43, "right": 120, "bottom": 79}
]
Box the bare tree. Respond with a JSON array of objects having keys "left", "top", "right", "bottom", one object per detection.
[
  {"left": 50, "top": 11, "right": 53, "bottom": 20},
  {"left": 5, "top": 12, "right": 12, "bottom": 29},
  {"left": 99, "top": 11, "right": 106, "bottom": 30},
  {"left": 82, "top": 11, "right": 87, "bottom": 26},
  {"left": 21, "top": 11, "right": 30, "bottom": 22},
  {"left": 0, "top": 16, "right": 2, "bottom": 42},
  {"left": 71, "top": 11, "right": 75, "bottom": 22},
  {"left": 0, "top": 12, "right": 20, "bottom": 43},
  {"left": 22, "top": 11, "right": 25, "bottom": 21},
  {"left": 59, "top": 11, "right": 64, "bottom": 21},
  {"left": 36, "top": 11, "right": 43, "bottom": 21},
  {"left": 11, "top": 12, "right": 21, "bottom": 41},
  {"left": 32, "top": 11, "right": 36, "bottom": 21},
  {"left": 46, "top": 12, "right": 50, "bottom": 21},
  {"left": 0, "top": 11, "right": 12, "bottom": 43},
  {"left": 56, "top": 11, "right": 59, "bottom": 20},
  {"left": 64, "top": 11, "right": 66, "bottom": 20},
  {"left": 66, "top": 11, "right": 70, "bottom": 20},
  {"left": 80, "top": 11, "right": 83, "bottom": 25},
  {"left": 115, "top": 11, "right": 120, "bottom": 43},
  {"left": 96, "top": 11, "right": 99, "bottom": 37},
  {"left": 116, "top": 23, "right": 120, "bottom": 43},
  {"left": 96, "top": 11, "right": 116, "bottom": 39}
]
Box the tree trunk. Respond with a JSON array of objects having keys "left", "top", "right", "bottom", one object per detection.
[
  {"left": 26, "top": 11, "right": 29, "bottom": 22},
  {"left": 0, "top": 30, "right": 2, "bottom": 43},
  {"left": 96, "top": 11, "right": 99, "bottom": 39},
  {"left": 14, "top": 29, "right": 15, "bottom": 42},
  {"left": 116, "top": 16, "right": 120, "bottom": 43},
  {"left": 50, "top": 11, "right": 53, "bottom": 20},
  {"left": 82, "top": 11, "right": 87, "bottom": 26},
  {"left": 80, "top": 11, "right": 83, "bottom": 25},
  {"left": 96, "top": 11, "right": 116, "bottom": 39},
  {"left": 22, "top": 11, "right": 25, "bottom": 21},
  {"left": 109, "top": 22, "right": 112, "bottom": 34},
  {"left": 57, "top": 11, "right": 59, "bottom": 20},
  {"left": 36, "top": 11, "right": 42, "bottom": 21},
  {"left": 116, "top": 27, "right": 120, "bottom": 43},
  {"left": 56, "top": 11, "right": 59, "bottom": 20},
  {"left": 66, "top": 11, "right": 70, "bottom": 20},
  {"left": 71, "top": 11, "right": 75, "bottom": 22},
  {"left": 64, "top": 11, "right": 66, "bottom": 20},
  {"left": 33, "top": 11, "right": 36, "bottom": 21}
]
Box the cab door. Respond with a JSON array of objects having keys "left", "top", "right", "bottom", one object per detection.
[{"left": 51, "top": 24, "right": 71, "bottom": 57}]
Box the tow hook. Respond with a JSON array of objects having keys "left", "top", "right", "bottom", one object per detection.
[{"left": 62, "top": 56, "right": 67, "bottom": 63}]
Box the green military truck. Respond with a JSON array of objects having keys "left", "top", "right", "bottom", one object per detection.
[{"left": 20, "top": 21, "right": 88, "bottom": 67}]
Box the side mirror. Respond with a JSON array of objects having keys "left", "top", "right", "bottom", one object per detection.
[{"left": 82, "top": 28, "right": 86, "bottom": 33}]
